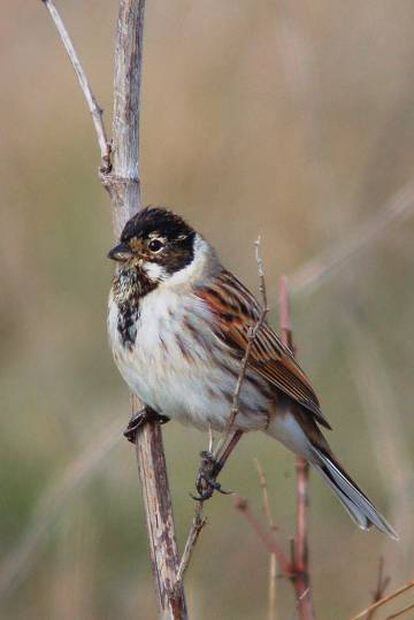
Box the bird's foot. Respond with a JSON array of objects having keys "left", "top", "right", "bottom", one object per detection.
[
  {"left": 191, "top": 450, "right": 232, "bottom": 501},
  {"left": 123, "top": 407, "right": 170, "bottom": 443}
]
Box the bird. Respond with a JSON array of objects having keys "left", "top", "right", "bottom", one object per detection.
[{"left": 107, "top": 206, "right": 397, "bottom": 539}]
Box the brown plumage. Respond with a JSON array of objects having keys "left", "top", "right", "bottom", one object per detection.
[{"left": 196, "top": 270, "right": 330, "bottom": 428}]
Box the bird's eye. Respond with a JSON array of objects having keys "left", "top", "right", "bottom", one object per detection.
[{"left": 148, "top": 238, "right": 164, "bottom": 253}]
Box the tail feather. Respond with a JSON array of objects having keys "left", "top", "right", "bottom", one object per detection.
[{"left": 311, "top": 445, "right": 398, "bottom": 540}]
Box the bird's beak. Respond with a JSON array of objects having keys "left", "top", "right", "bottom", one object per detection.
[{"left": 107, "top": 242, "right": 133, "bottom": 262}]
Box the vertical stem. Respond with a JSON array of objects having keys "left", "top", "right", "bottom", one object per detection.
[
  {"left": 111, "top": 3, "right": 187, "bottom": 617},
  {"left": 294, "top": 457, "right": 311, "bottom": 613},
  {"left": 279, "top": 276, "right": 315, "bottom": 620},
  {"left": 111, "top": 0, "right": 144, "bottom": 237},
  {"left": 268, "top": 553, "right": 277, "bottom": 620},
  {"left": 135, "top": 416, "right": 187, "bottom": 618}
]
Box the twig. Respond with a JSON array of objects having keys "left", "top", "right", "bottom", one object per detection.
[
  {"left": 211, "top": 237, "right": 269, "bottom": 466},
  {"left": 176, "top": 502, "right": 207, "bottom": 586},
  {"left": 366, "top": 557, "right": 390, "bottom": 620},
  {"left": 237, "top": 278, "right": 314, "bottom": 618},
  {"left": 224, "top": 236, "right": 269, "bottom": 434},
  {"left": 349, "top": 580, "right": 414, "bottom": 620},
  {"left": 178, "top": 238, "right": 269, "bottom": 584},
  {"left": 386, "top": 602, "right": 414, "bottom": 619},
  {"left": 40, "top": 1, "right": 187, "bottom": 617},
  {"left": 41, "top": 0, "right": 110, "bottom": 170},
  {"left": 279, "top": 276, "right": 314, "bottom": 620},
  {"left": 254, "top": 459, "right": 278, "bottom": 620},
  {"left": 234, "top": 496, "right": 293, "bottom": 577},
  {"left": 254, "top": 459, "right": 276, "bottom": 532},
  {"left": 174, "top": 426, "right": 215, "bottom": 586}
]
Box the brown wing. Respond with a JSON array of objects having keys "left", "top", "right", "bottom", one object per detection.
[{"left": 196, "top": 269, "right": 331, "bottom": 429}]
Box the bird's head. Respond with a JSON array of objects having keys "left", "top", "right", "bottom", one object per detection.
[{"left": 108, "top": 207, "right": 198, "bottom": 284}]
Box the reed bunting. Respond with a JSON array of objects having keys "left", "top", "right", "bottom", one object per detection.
[{"left": 108, "top": 206, "right": 397, "bottom": 539}]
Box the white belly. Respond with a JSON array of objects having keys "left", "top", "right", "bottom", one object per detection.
[{"left": 108, "top": 287, "right": 271, "bottom": 432}]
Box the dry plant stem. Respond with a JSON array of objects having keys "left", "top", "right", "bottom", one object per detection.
[
  {"left": 176, "top": 502, "right": 207, "bottom": 585},
  {"left": 41, "top": 0, "right": 110, "bottom": 168},
  {"left": 225, "top": 237, "right": 269, "bottom": 432},
  {"left": 108, "top": 0, "right": 144, "bottom": 237},
  {"left": 179, "top": 239, "right": 269, "bottom": 584},
  {"left": 386, "top": 602, "right": 414, "bottom": 620},
  {"left": 254, "top": 459, "right": 278, "bottom": 620},
  {"left": 366, "top": 557, "right": 390, "bottom": 620},
  {"left": 40, "top": 1, "right": 187, "bottom": 617},
  {"left": 135, "top": 412, "right": 187, "bottom": 617},
  {"left": 349, "top": 581, "right": 414, "bottom": 620},
  {"left": 213, "top": 237, "right": 269, "bottom": 461},
  {"left": 177, "top": 427, "right": 243, "bottom": 586},
  {"left": 112, "top": 3, "right": 186, "bottom": 614},
  {"left": 268, "top": 552, "right": 278, "bottom": 620},
  {"left": 234, "top": 496, "right": 293, "bottom": 577},
  {"left": 279, "top": 275, "right": 314, "bottom": 620},
  {"left": 234, "top": 278, "right": 314, "bottom": 618}
]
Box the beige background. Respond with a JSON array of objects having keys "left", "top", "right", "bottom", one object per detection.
[{"left": 1, "top": 1, "right": 414, "bottom": 618}]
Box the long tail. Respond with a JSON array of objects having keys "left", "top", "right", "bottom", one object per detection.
[
  {"left": 266, "top": 413, "right": 398, "bottom": 539},
  {"left": 310, "top": 445, "right": 398, "bottom": 540}
]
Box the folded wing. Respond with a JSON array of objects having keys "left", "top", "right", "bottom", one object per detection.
[{"left": 196, "top": 269, "right": 331, "bottom": 430}]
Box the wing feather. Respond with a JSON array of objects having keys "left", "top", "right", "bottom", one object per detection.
[{"left": 196, "top": 269, "right": 331, "bottom": 429}]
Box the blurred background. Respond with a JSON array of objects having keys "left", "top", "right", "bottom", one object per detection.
[{"left": 1, "top": 1, "right": 414, "bottom": 618}]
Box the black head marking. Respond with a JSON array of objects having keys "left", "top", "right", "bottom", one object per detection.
[
  {"left": 121, "top": 207, "right": 194, "bottom": 244},
  {"left": 119, "top": 206, "right": 196, "bottom": 274}
]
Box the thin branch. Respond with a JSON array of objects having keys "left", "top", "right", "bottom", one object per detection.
[
  {"left": 238, "top": 278, "right": 314, "bottom": 618},
  {"left": 279, "top": 275, "right": 314, "bottom": 620},
  {"left": 279, "top": 275, "right": 294, "bottom": 350},
  {"left": 213, "top": 237, "right": 269, "bottom": 463},
  {"left": 350, "top": 580, "right": 414, "bottom": 620},
  {"left": 41, "top": 0, "right": 110, "bottom": 170},
  {"left": 254, "top": 459, "right": 276, "bottom": 531},
  {"left": 234, "top": 495, "right": 293, "bottom": 577},
  {"left": 176, "top": 431, "right": 216, "bottom": 586},
  {"left": 254, "top": 459, "right": 278, "bottom": 620},
  {"left": 177, "top": 237, "right": 269, "bottom": 585},
  {"left": 227, "top": 236, "right": 269, "bottom": 431},
  {"left": 176, "top": 502, "right": 207, "bottom": 586},
  {"left": 386, "top": 602, "right": 414, "bottom": 620},
  {"left": 366, "top": 557, "right": 390, "bottom": 620}
]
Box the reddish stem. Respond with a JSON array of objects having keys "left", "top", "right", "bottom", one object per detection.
[
  {"left": 234, "top": 496, "right": 293, "bottom": 578},
  {"left": 279, "top": 275, "right": 315, "bottom": 620}
]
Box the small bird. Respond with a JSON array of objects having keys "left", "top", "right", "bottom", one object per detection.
[{"left": 107, "top": 206, "right": 397, "bottom": 539}]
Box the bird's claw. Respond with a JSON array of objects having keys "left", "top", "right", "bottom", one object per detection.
[
  {"left": 192, "top": 450, "right": 232, "bottom": 501},
  {"left": 123, "top": 407, "right": 170, "bottom": 443},
  {"left": 191, "top": 478, "right": 232, "bottom": 502}
]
